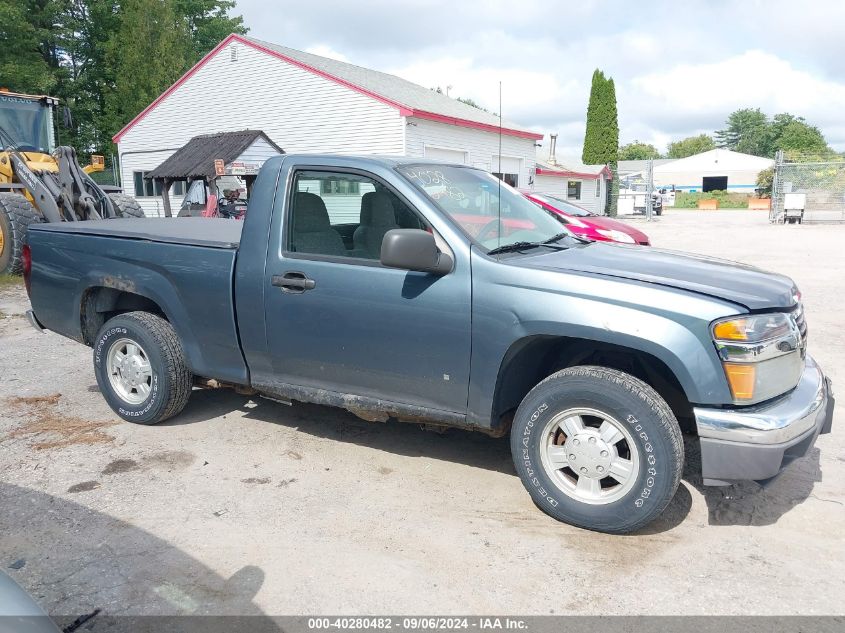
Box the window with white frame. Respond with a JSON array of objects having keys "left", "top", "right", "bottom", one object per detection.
[
  {"left": 567, "top": 180, "right": 581, "bottom": 200},
  {"left": 595, "top": 178, "right": 601, "bottom": 197}
]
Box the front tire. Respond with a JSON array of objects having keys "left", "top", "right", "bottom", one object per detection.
[
  {"left": 511, "top": 366, "right": 684, "bottom": 534},
  {"left": 93, "top": 312, "right": 192, "bottom": 425},
  {"left": 0, "top": 193, "right": 40, "bottom": 275},
  {"left": 107, "top": 193, "right": 145, "bottom": 218}
]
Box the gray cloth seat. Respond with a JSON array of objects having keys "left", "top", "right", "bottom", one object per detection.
[
  {"left": 292, "top": 192, "right": 347, "bottom": 256},
  {"left": 353, "top": 191, "right": 399, "bottom": 259}
]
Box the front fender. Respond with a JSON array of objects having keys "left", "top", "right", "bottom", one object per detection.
[{"left": 467, "top": 251, "right": 740, "bottom": 427}]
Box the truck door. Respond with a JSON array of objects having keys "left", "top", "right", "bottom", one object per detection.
[{"left": 261, "top": 168, "right": 472, "bottom": 416}]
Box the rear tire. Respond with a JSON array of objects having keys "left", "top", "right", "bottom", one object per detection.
[
  {"left": 0, "top": 193, "right": 41, "bottom": 275},
  {"left": 510, "top": 365, "right": 684, "bottom": 534},
  {"left": 107, "top": 193, "right": 145, "bottom": 219},
  {"left": 93, "top": 312, "right": 192, "bottom": 425}
]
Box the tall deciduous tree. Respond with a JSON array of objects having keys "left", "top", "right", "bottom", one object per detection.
[
  {"left": 618, "top": 141, "right": 660, "bottom": 161},
  {"left": 582, "top": 69, "right": 619, "bottom": 215},
  {"left": 103, "top": 0, "right": 189, "bottom": 139},
  {"left": 174, "top": 0, "right": 247, "bottom": 64},
  {"left": 666, "top": 134, "right": 715, "bottom": 159},
  {"left": 0, "top": 0, "right": 55, "bottom": 93}
]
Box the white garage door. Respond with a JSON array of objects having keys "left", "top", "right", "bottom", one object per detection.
[
  {"left": 424, "top": 146, "right": 467, "bottom": 164},
  {"left": 492, "top": 155, "right": 521, "bottom": 174}
]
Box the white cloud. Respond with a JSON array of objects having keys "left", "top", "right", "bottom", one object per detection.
[{"left": 235, "top": 0, "right": 845, "bottom": 153}]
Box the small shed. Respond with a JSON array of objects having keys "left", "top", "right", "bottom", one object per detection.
[{"left": 145, "top": 129, "right": 283, "bottom": 216}]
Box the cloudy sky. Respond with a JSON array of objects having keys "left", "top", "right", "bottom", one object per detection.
[{"left": 235, "top": 0, "right": 845, "bottom": 157}]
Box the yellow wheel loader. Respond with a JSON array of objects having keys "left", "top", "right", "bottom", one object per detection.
[{"left": 0, "top": 90, "right": 144, "bottom": 274}]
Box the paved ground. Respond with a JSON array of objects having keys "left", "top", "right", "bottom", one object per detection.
[{"left": 0, "top": 209, "right": 843, "bottom": 617}]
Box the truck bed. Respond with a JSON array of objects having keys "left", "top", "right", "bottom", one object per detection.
[
  {"left": 27, "top": 218, "right": 248, "bottom": 384},
  {"left": 30, "top": 217, "right": 242, "bottom": 249}
]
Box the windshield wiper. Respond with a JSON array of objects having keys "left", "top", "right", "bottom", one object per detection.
[
  {"left": 487, "top": 240, "right": 568, "bottom": 256},
  {"left": 544, "top": 231, "right": 593, "bottom": 245}
]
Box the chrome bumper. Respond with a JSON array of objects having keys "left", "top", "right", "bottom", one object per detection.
[{"left": 694, "top": 356, "right": 834, "bottom": 485}]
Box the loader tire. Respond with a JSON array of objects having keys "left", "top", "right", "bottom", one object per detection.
[
  {"left": 0, "top": 193, "right": 41, "bottom": 276},
  {"left": 107, "top": 193, "right": 145, "bottom": 219}
]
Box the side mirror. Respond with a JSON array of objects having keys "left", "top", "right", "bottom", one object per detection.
[{"left": 380, "top": 229, "right": 453, "bottom": 275}]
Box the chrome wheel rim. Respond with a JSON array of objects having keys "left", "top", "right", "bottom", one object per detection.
[
  {"left": 107, "top": 338, "right": 153, "bottom": 405},
  {"left": 540, "top": 407, "right": 640, "bottom": 505}
]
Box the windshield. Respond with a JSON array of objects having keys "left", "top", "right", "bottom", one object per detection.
[
  {"left": 533, "top": 193, "right": 595, "bottom": 217},
  {"left": 0, "top": 95, "right": 51, "bottom": 153},
  {"left": 398, "top": 165, "right": 571, "bottom": 252}
]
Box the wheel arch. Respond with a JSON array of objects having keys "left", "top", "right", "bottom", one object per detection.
[
  {"left": 80, "top": 286, "right": 170, "bottom": 346},
  {"left": 491, "top": 335, "right": 700, "bottom": 435}
]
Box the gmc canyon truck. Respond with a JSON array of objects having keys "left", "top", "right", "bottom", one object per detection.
[{"left": 23, "top": 155, "right": 834, "bottom": 533}]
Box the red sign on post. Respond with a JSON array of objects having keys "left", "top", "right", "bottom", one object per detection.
[{"left": 214, "top": 159, "right": 225, "bottom": 176}]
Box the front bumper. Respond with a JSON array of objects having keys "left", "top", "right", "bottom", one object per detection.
[{"left": 694, "top": 356, "right": 834, "bottom": 485}]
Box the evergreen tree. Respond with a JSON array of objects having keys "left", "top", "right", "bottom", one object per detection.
[
  {"left": 582, "top": 70, "right": 619, "bottom": 215},
  {"left": 715, "top": 108, "right": 769, "bottom": 155}
]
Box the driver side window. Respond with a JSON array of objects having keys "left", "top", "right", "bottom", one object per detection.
[{"left": 288, "top": 171, "right": 428, "bottom": 260}]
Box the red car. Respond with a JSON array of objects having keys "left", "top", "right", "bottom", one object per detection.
[{"left": 524, "top": 192, "right": 651, "bottom": 245}]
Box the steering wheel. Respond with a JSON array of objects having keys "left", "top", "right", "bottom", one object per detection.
[{"left": 475, "top": 218, "right": 504, "bottom": 243}]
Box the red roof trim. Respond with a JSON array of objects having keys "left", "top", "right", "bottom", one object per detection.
[
  {"left": 113, "top": 33, "right": 540, "bottom": 143},
  {"left": 112, "top": 34, "right": 239, "bottom": 143},
  {"left": 536, "top": 165, "right": 611, "bottom": 179},
  {"left": 409, "top": 110, "right": 543, "bottom": 140}
]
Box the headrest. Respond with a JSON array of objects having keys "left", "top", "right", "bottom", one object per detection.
[
  {"left": 368, "top": 192, "right": 396, "bottom": 226},
  {"left": 293, "top": 192, "right": 331, "bottom": 232}
]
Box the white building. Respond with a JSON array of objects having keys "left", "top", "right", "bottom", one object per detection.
[
  {"left": 620, "top": 149, "right": 773, "bottom": 193},
  {"left": 533, "top": 157, "right": 611, "bottom": 214},
  {"left": 113, "top": 34, "right": 543, "bottom": 216}
]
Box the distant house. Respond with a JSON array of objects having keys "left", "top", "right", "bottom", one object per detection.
[
  {"left": 533, "top": 156, "right": 612, "bottom": 215},
  {"left": 620, "top": 150, "right": 774, "bottom": 193},
  {"left": 112, "top": 33, "right": 542, "bottom": 217}
]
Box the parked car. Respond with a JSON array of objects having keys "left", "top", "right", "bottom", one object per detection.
[
  {"left": 23, "top": 156, "right": 834, "bottom": 534},
  {"left": 524, "top": 192, "right": 651, "bottom": 245}
]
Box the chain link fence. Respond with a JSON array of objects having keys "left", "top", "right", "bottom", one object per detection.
[
  {"left": 616, "top": 159, "right": 657, "bottom": 220},
  {"left": 771, "top": 150, "right": 845, "bottom": 224},
  {"left": 85, "top": 153, "right": 121, "bottom": 188}
]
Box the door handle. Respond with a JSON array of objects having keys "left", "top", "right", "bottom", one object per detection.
[{"left": 272, "top": 272, "right": 316, "bottom": 293}]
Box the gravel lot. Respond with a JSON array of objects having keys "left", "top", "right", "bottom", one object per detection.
[{"left": 0, "top": 209, "right": 842, "bottom": 617}]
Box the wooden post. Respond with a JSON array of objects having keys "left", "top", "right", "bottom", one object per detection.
[{"left": 161, "top": 178, "right": 173, "bottom": 218}]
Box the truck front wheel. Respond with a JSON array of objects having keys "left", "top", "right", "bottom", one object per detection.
[
  {"left": 93, "top": 312, "right": 192, "bottom": 425},
  {"left": 511, "top": 366, "right": 684, "bottom": 534}
]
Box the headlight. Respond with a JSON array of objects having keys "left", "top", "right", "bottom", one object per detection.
[
  {"left": 596, "top": 229, "right": 635, "bottom": 244},
  {"left": 711, "top": 312, "right": 803, "bottom": 403},
  {"left": 712, "top": 313, "right": 793, "bottom": 343}
]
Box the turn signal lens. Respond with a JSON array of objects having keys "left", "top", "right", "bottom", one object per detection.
[
  {"left": 723, "top": 363, "right": 756, "bottom": 400},
  {"left": 713, "top": 319, "right": 749, "bottom": 341}
]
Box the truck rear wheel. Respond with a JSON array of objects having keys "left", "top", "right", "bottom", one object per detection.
[
  {"left": 511, "top": 366, "right": 684, "bottom": 534},
  {"left": 107, "top": 193, "right": 145, "bottom": 219},
  {"left": 0, "top": 193, "right": 40, "bottom": 275},
  {"left": 93, "top": 312, "right": 192, "bottom": 425}
]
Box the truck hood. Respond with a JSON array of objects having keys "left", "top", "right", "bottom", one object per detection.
[{"left": 519, "top": 242, "right": 798, "bottom": 311}]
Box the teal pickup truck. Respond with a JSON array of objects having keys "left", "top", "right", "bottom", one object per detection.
[{"left": 23, "top": 154, "right": 834, "bottom": 533}]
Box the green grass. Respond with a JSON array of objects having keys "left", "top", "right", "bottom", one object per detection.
[
  {"left": 674, "top": 191, "right": 752, "bottom": 209},
  {"left": 0, "top": 274, "right": 22, "bottom": 289}
]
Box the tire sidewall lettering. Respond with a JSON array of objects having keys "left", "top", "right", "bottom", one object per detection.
[{"left": 95, "top": 325, "right": 162, "bottom": 421}]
